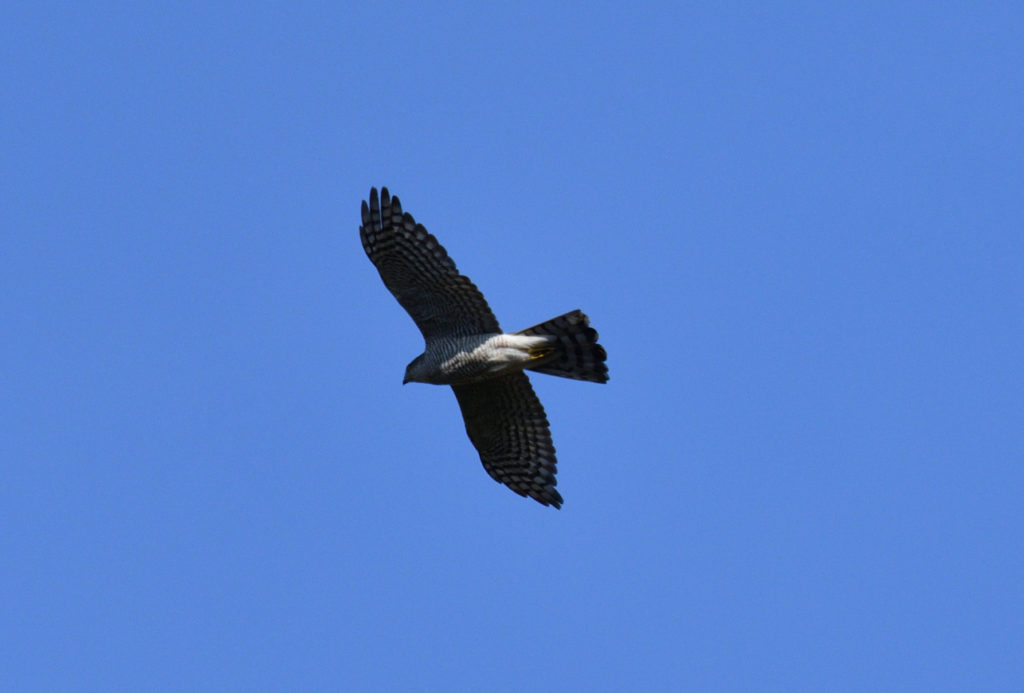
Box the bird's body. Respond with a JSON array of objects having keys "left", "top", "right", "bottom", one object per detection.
[
  {"left": 404, "top": 332, "right": 554, "bottom": 385},
  {"left": 359, "top": 187, "right": 607, "bottom": 508}
]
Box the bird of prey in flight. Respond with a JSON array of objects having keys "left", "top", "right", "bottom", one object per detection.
[{"left": 360, "top": 187, "right": 608, "bottom": 508}]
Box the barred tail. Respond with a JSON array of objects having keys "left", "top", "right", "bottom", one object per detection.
[{"left": 516, "top": 310, "right": 609, "bottom": 383}]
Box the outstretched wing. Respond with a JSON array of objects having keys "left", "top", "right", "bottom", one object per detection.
[
  {"left": 451, "top": 373, "right": 563, "bottom": 508},
  {"left": 360, "top": 187, "right": 501, "bottom": 339}
]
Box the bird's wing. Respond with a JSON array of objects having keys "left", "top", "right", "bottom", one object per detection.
[
  {"left": 360, "top": 187, "right": 501, "bottom": 339},
  {"left": 451, "top": 372, "right": 562, "bottom": 508}
]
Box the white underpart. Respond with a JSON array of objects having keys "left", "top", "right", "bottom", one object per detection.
[{"left": 443, "top": 333, "right": 552, "bottom": 377}]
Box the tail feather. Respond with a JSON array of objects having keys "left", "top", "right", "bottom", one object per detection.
[{"left": 517, "top": 310, "right": 609, "bottom": 383}]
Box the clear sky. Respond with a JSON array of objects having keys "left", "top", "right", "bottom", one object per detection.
[{"left": 3, "top": 2, "right": 1022, "bottom": 690}]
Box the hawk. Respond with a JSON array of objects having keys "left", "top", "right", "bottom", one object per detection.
[{"left": 360, "top": 187, "right": 608, "bottom": 508}]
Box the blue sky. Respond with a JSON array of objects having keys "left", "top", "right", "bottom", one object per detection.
[{"left": 2, "top": 2, "right": 1022, "bottom": 690}]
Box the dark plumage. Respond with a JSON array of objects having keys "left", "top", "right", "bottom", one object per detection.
[{"left": 360, "top": 187, "right": 608, "bottom": 508}]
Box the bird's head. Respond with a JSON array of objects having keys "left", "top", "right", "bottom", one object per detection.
[{"left": 403, "top": 354, "right": 429, "bottom": 385}]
